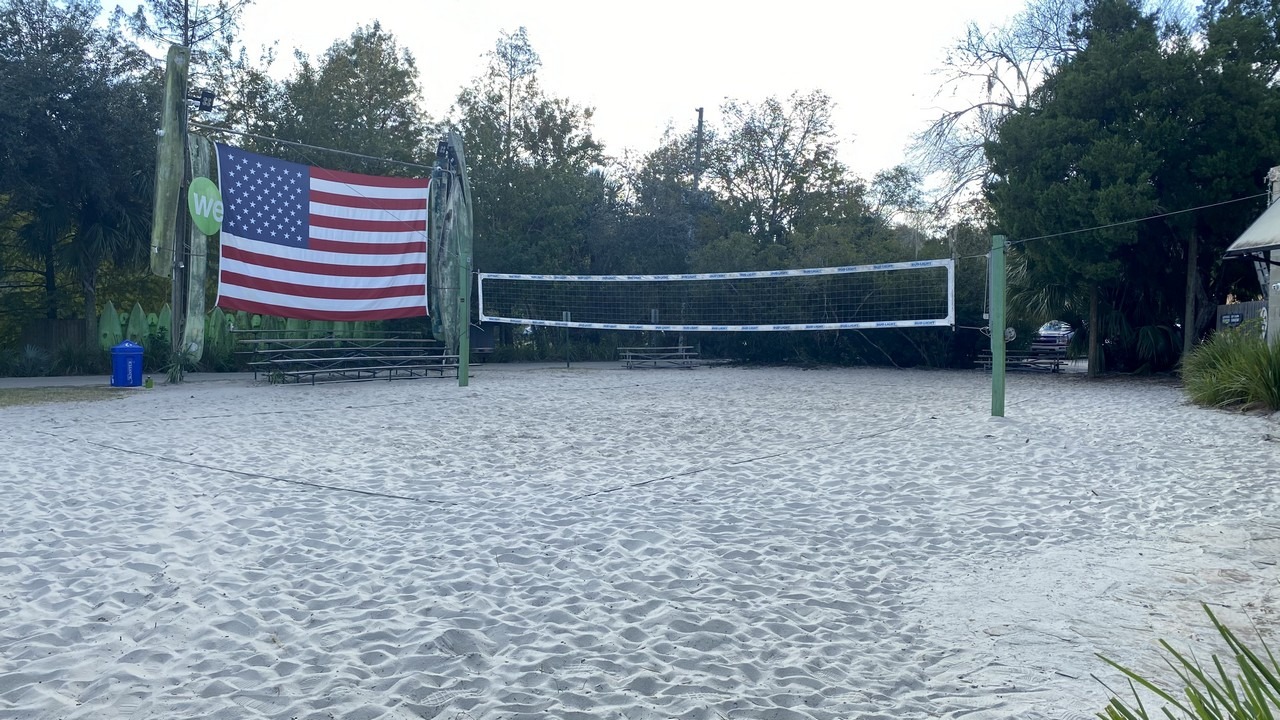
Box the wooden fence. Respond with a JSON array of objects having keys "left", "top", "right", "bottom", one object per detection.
[
  {"left": 1217, "top": 300, "right": 1266, "bottom": 333},
  {"left": 18, "top": 318, "right": 88, "bottom": 352}
]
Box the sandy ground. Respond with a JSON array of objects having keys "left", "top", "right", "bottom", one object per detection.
[{"left": 2, "top": 363, "right": 1278, "bottom": 720}]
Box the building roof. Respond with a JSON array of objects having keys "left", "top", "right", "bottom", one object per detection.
[{"left": 1226, "top": 197, "right": 1280, "bottom": 257}]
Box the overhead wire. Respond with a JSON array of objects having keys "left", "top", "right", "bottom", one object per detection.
[
  {"left": 1008, "top": 192, "right": 1268, "bottom": 246},
  {"left": 187, "top": 121, "right": 434, "bottom": 273},
  {"left": 955, "top": 191, "right": 1268, "bottom": 259},
  {"left": 189, "top": 121, "right": 436, "bottom": 172}
]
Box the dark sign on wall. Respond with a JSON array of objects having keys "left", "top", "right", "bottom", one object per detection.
[{"left": 1216, "top": 300, "right": 1266, "bottom": 333}]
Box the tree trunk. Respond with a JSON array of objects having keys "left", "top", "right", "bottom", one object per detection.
[
  {"left": 82, "top": 267, "right": 97, "bottom": 351},
  {"left": 1195, "top": 280, "right": 1215, "bottom": 339},
  {"left": 1088, "top": 284, "right": 1100, "bottom": 378},
  {"left": 44, "top": 250, "right": 57, "bottom": 319},
  {"left": 1183, "top": 232, "right": 1197, "bottom": 358}
]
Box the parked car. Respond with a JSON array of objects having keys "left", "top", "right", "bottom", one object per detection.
[{"left": 1031, "top": 321, "right": 1074, "bottom": 353}]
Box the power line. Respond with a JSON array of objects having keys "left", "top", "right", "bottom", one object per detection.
[
  {"left": 189, "top": 121, "right": 436, "bottom": 173},
  {"left": 1008, "top": 192, "right": 1268, "bottom": 246},
  {"left": 955, "top": 191, "right": 1269, "bottom": 259}
]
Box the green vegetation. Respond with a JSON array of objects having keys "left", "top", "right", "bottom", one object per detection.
[
  {"left": 1182, "top": 326, "right": 1280, "bottom": 412},
  {"left": 2, "top": 0, "right": 1279, "bottom": 373},
  {"left": 1098, "top": 604, "right": 1280, "bottom": 719},
  {"left": 923, "top": 0, "right": 1280, "bottom": 376},
  {"left": 997, "top": 1, "right": 1277, "bottom": 375},
  {"left": 163, "top": 347, "right": 198, "bottom": 384},
  {"left": 0, "top": 299, "right": 251, "bottom": 377}
]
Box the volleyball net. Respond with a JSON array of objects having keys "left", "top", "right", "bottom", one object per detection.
[{"left": 477, "top": 259, "right": 954, "bottom": 332}]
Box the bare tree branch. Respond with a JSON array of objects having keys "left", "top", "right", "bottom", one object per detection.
[{"left": 911, "top": 0, "right": 1086, "bottom": 215}]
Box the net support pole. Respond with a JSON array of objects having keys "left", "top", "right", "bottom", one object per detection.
[
  {"left": 562, "top": 311, "right": 571, "bottom": 368},
  {"left": 458, "top": 259, "right": 471, "bottom": 388},
  {"left": 991, "top": 235, "right": 1008, "bottom": 417}
]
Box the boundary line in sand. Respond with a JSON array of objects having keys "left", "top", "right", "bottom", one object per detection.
[
  {"left": 36, "top": 430, "right": 434, "bottom": 503},
  {"left": 569, "top": 416, "right": 932, "bottom": 501},
  {"left": 85, "top": 439, "right": 431, "bottom": 502},
  {"left": 37, "top": 368, "right": 1011, "bottom": 508}
]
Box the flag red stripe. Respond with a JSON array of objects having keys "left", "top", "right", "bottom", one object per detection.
[
  {"left": 218, "top": 296, "right": 426, "bottom": 321},
  {"left": 307, "top": 238, "right": 426, "bottom": 255},
  {"left": 222, "top": 245, "right": 425, "bottom": 277},
  {"left": 310, "top": 190, "right": 427, "bottom": 210},
  {"left": 221, "top": 270, "right": 425, "bottom": 300},
  {"left": 310, "top": 214, "right": 427, "bottom": 233},
  {"left": 311, "top": 167, "right": 431, "bottom": 188}
]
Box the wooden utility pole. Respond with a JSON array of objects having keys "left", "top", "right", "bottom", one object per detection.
[
  {"left": 149, "top": 44, "right": 191, "bottom": 356},
  {"left": 1183, "top": 232, "right": 1197, "bottom": 358},
  {"left": 1088, "top": 285, "right": 1101, "bottom": 378},
  {"left": 693, "top": 107, "right": 704, "bottom": 194}
]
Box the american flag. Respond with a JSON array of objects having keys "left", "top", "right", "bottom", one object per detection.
[{"left": 214, "top": 143, "right": 430, "bottom": 321}]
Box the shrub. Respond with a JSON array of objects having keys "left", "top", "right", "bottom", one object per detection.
[
  {"left": 164, "top": 347, "right": 199, "bottom": 384},
  {"left": 1182, "top": 325, "right": 1280, "bottom": 412},
  {"left": 1097, "top": 604, "right": 1280, "bottom": 719},
  {"left": 51, "top": 343, "right": 108, "bottom": 375},
  {"left": 143, "top": 329, "right": 172, "bottom": 373},
  {"left": 10, "top": 345, "right": 50, "bottom": 377}
]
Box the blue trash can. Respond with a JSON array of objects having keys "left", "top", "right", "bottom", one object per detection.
[{"left": 110, "top": 340, "right": 144, "bottom": 387}]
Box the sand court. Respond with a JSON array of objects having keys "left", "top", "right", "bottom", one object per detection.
[{"left": 2, "top": 364, "right": 1278, "bottom": 719}]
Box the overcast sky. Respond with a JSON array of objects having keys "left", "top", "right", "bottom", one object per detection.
[{"left": 237, "top": 0, "right": 1029, "bottom": 180}]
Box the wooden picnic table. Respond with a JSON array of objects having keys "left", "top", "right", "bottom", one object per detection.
[
  {"left": 976, "top": 348, "right": 1067, "bottom": 373},
  {"left": 618, "top": 345, "right": 701, "bottom": 369}
]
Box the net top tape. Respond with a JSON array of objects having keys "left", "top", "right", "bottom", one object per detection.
[
  {"left": 475, "top": 317, "right": 954, "bottom": 332},
  {"left": 478, "top": 258, "right": 953, "bottom": 283}
]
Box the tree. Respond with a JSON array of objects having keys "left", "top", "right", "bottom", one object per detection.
[
  {"left": 273, "top": 22, "right": 435, "bottom": 172},
  {"left": 204, "top": 41, "right": 282, "bottom": 144},
  {"left": 989, "top": 0, "right": 1173, "bottom": 375},
  {"left": 983, "top": 0, "right": 1280, "bottom": 371},
  {"left": 1179, "top": 0, "right": 1280, "bottom": 321},
  {"left": 0, "top": 0, "right": 159, "bottom": 340},
  {"left": 114, "top": 0, "right": 253, "bottom": 132},
  {"left": 602, "top": 127, "right": 714, "bottom": 275},
  {"left": 914, "top": 0, "right": 1087, "bottom": 213},
  {"left": 115, "top": 0, "right": 251, "bottom": 67},
  {"left": 705, "top": 91, "right": 851, "bottom": 244},
  {"left": 488, "top": 26, "right": 540, "bottom": 167},
  {"left": 455, "top": 27, "right": 605, "bottom": 277},
  {"left": 987, "top": 0, "right": 1280, "bottom": 375}
]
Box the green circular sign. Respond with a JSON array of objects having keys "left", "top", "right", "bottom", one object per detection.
[{"left": 187, "top": 176, "right": 224, "bottom": 235}]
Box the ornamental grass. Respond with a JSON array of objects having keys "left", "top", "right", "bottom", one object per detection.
[
  {"left": 1097, "top": 604, "right": 1280, "bottom": 719},
  {"left": 1182, "top": 326, "right": 1280, "bottom": 413}
]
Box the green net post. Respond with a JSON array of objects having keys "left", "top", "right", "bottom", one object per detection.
[
  {"left": 562, "top": 311, "right": 571, "bottom": 368},
  {"left": 458, "top": 257, "right": 471, "bottom": 387},
  {"left": 991, "top": 234, "right": 1007, "bottom": 417}
]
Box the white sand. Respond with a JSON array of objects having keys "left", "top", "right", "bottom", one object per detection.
[{"left": 2, "top": 364, "right": 1278, "bottom": 719}]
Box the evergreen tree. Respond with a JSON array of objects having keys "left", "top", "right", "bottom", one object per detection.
[
  {"left": 987, "top": 0, "right": 1280, "bottom": 374},
  {"left": 0, "top": 0, "right": 159, "bottom": 339},
  {"left": 274, "top": 22, "right": 435, "bottom": 172},
  {"left": 706, "top": 91, "right": 851, "bottom": 244},
  {"left": 455, "top": 27, "right": 605, "bottom": 276}
]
